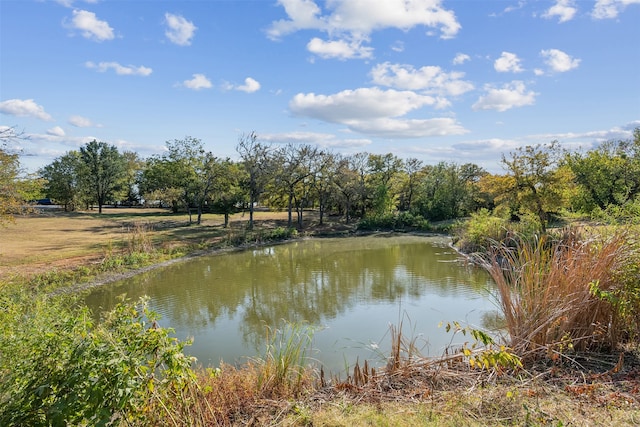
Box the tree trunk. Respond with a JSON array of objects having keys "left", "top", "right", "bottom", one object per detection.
[
  {"left": 248, "top": 194, "right": 255, "bottom": 230},
  {"left": 287, "top": 193, "right": 293, "bottom": 228}
]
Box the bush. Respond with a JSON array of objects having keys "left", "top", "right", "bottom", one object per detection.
[
  {"left": 453, "top": 209, "right": 538, "bottom": 253},
  {"left": 357, "top": 212, "right": 430, "bottom": 232},
  {"left": 590, "top": 197, "right": 640, "bottom": 225},
  {"left": 0, "top": 292, "right": 196, "bottom": 426}
]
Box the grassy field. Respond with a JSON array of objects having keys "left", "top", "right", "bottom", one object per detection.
[{"left": 0, "top": 207, "right": 294, "bottom": 281}]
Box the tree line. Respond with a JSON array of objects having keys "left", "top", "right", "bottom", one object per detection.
[{"left": 3, "top": 128, "right": 639, "bottom": 232}]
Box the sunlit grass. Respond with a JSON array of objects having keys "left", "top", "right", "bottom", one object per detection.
[{"left": 485, "top": 227, "right": 639, "bottom": 360}]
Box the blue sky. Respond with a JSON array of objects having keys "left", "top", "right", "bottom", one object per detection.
[{"left": 1, "top": 0, "right": 639, "bottom": 173}]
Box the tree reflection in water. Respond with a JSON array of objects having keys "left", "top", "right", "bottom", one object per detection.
[{"left": 85, "top": 235, "right": 495, "bottom": 371}]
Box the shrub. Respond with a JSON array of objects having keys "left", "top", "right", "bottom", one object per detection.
[
  {"left": 453, "top": 209, "right": 538, "bottom": 253},
  {"left": 590, "top": 197, "right": 640, "bottom": 225},
  {"left": 357, "top": 212, "right": 430, "bottom": 232},
  {"left": 0, "top": 293, "right": 196, "bottom": 426}
]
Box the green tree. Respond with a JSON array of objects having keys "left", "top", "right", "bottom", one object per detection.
[
  {"left": 209, "top": 159, "right": 246, "bottom": 228},
  {"left": 236, "top": 132, "right": 273, "bottom": 230},
  {"left": 79, "top": 140, "right": 126, "bottom": 214},
  {"left": 349, "top": 152, "right": 370, "bottom": 218},
  {"left": 332, "top": 155, "right": 360, "bottom": 223},
  {"left": 138, "top": 156, "right": 181, "bottom": 211},
  {"left": 414, "top": 162, "right": 481, "bottom": 221},
  {"left": 120, "top": 151, "right": 144, "bottom": 206},
  {"left": 40, "top": 151, "right": 84, "bottom": 211},
  {"left": 566, "top": 128, "right": 640, "bottom": 212},
  {"left": 397, "top": 158, "right": 423, "bottom": 212},
  {"left": 312, "top": 150, "right": 338, "bottom": 226},
  {"left": 1, "top": 147, "right": 25, "bottom": 225},
  {"left": 168, "top": 137, "right": 221, "bottom": 224},
  {"left": 1, "top": 129, "right": 42, "bottom": 224},
  {"left": 501, "top": 141, "right": 564, "bottom": 232},
  {"left": 367, "top": 153, "right": 403, "bottom": 217},
  {"left": 272, "top": 143, "right": 320, "bottom": 228}
]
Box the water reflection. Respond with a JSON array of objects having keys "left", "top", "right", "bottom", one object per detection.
[{"left": 85, "top": 235, "right": 496, "bottom": 372}]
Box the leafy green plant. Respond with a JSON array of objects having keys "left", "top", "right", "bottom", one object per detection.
[
  {"left": 590, "top": 196, "right": 640, "bottom": 225},
  {"left": 0, "top": 293, "right": 196, "bottom": 426},
  {"left": 442, "top": 321, "right": 522, "bottom": 371}
]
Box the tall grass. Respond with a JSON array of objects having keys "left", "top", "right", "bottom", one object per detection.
[
  {"left": 255, "top": 321, "right": 316, "bottom": 397},
  {"left": 485, "top": 228, "right": 638, "bottom": 360},
  {"left": 125, "top": 221, "right": 155, "bottom": 254}
]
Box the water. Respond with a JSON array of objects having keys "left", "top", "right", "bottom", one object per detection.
[{"left": 84, "top": 234, "right": 498, "bottom": 373}]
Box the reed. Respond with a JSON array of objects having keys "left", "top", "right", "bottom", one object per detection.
[{"left": 486, "top": 228, "right": 635, "bottom": 360}]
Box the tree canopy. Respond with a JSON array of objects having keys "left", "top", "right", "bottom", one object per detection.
[{"left": 29, "top": 127, "right": 640, "bottom": 232}]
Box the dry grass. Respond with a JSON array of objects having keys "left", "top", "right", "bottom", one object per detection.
[
  {"left": 0, "top": 208, "right": 293, "bottom": 280},
  {"left": 177, "top": 345, "right": 640, "bottom": 426},
  {"left": 485, "top": 227, "right": 636, "bottom": 360}
]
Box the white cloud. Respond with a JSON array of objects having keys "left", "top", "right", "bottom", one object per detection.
[
  {"left": 472, "top": 81, "right": 537, "bottom": 112},
  {"left": 289, "top": 87, "right": 467, "bottom": 138},
  {"left": 349, "top": 117, "right": 468, "bottom": 138},
  {"left": 223, "top": 77, "right": 262, "bottom": 93},
  {"left": 370, "top": 62, "right": 474, "bottom": 97},
  {"left": 85, "top": 61, "right": 152, "bottom": 76},
  {"left": 236, "top": 77, "right": 261, "bottom": 93},
  {"left": 391, "top": 41, "right": 405, "bottom": 52},
  {"left": 55, "top": 0, "right": 99, "bottom": 7},
  {"left": 68, "top": 115, "right": 96, "bottom": 127},
  {"left": 452, "top": 138, "right": 520, "bottom": 154},
  {"left": 268, "top": 0, "right": 461, "bottom": 60},
  {"left": 592, "top": 0, "right": 640, "bottom": 19},
  {"left": 164, "top": 13, "right": 197, "bottom": 46},
  {"left": 0, "top": 99, "right": 53, "bottom": 121},
  {"left": 181, "top": 74, "right": 212, "bottom": 90},
  {"left": 494, "top": 52, "right": 524, "bottom": 73},
  {"left": 290, "top": 87, "right": 437, "bottom": 122},
  {"left": 452, "top": 53, "right": 470, "bottom": 65},
  {"left": 503, "top": 1, "right": 526, "bottom": 14},
  {"left": 260, "top": 131, "right": 372, "bottom": 149},
  {"left": 46, "top": 126, "right": 66, "bottom": 137},
  {"left": 268, "top": 0, "right": 324, "bottom": 39},
  {"left": 66, "top": 9, "right": 114, "bottom": 42},
  {"left": 543, "top": 0, "right": 578, "bottom": 23},
  {"left": 540, "top": 49, "right": 581, "bottom": 72},
  {"left": 307, "top": 37, "right": 373, "bottom": 60}
]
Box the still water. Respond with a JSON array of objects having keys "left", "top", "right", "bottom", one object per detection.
[{"left": 84, "top": 234, "right": 498, "bottom": 373}]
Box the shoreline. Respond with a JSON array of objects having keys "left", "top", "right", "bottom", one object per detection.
[{"left": 57, "top": 229, "right": 449, "bottom": 296}]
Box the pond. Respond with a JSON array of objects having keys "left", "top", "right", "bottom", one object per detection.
[{"left": 84, "top": 234, "right": 499, "bottom": 374}]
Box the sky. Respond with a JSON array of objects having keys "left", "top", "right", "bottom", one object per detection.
[{"left": 1, "top": 0, "right": 639, "bottom": 174}]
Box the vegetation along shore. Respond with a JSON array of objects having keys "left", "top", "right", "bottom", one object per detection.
[{"left": 1, "top": 128, "right": 639, "bottom": 425}]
